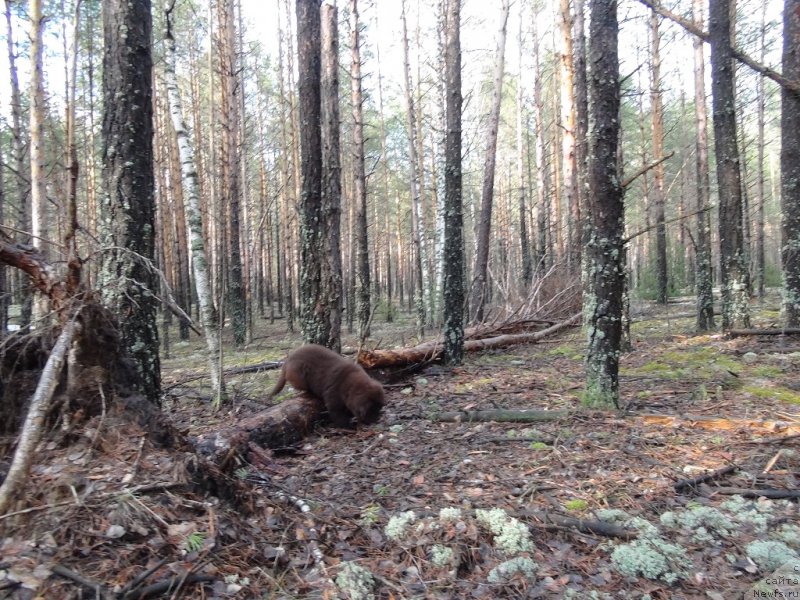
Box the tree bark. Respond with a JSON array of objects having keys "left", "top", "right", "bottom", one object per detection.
[
  {"left": 320, "top": 1, "right": 343, "bottom": 351},
  {"left": 99, "top": 0, "right": 161, "bottom": 404},
  {"left": 296, "top": 0, "right": 328, "bottom": 345},
  {"left": 164, "top": 6, "right": 225, "bottom": 402},
  {"left": 469, "top": 0, "right": 510, "bottom": 323},
  {"left": 650, "top": 12, "right": 668, "bottom": 305},
  {"left": 559, "top": 0, "right": 580, "bottom": 271},
  {"left": 693, "top": 0, "right": 715, "bottom": 332},
  {"left": 782, "top": 0, "right": 800, "bottom": 326},
  {"left": 442, "top": 0, "right": 464, "bottom": 365},
  {"left": 710, "top": 0, "right": 751, "bottom": 330},
  {"left": 584, "top": 0, "right": 623, "bottom": 409},
  {"left": 349, "top": 0, "right": 371, "bottom": 342}
]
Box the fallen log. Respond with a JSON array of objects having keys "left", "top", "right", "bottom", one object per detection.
[
  {"left": 528, "top": 510, "right": 636, "bottom": 539},
  {"left": 728, "top": 327, "right": 800, "bottom": 337},
  {"left": 193, "top": 395, "right": 324, "bottom": 466},
  {"left": 705, "top": 487, "right": 800, "bottom": 500},
  {"left": 673, "top": 464, "right": 738, "bottom": 492},
  {"left": 358, "top": 312, "right": 582, "bottom": 369}
]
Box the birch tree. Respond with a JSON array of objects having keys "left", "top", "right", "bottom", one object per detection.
[{"left": 164, "top": 4, "right": 225, "bottom": 403}]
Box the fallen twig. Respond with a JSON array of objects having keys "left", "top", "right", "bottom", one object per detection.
[{"left": 673, "top": 464, "right": 737, "bottom": 492}]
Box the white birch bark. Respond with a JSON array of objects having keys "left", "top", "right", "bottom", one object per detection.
[{"left": 163, "top": 14, "right": 224, "bottom": 401}]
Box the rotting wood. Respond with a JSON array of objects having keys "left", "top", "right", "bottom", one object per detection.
[
  {"left": 193, "top": 395, "right": 324, "bottom": 465},
  {"left": 728, "top": 327, "right": 800, "bottom": 337},
  {"left": 639, "top": 414, "right": 800, "bottom": 436},
  {"left": 673, "top": 464, "right": 737, "bottom": 492},
  {"left": 358, "top": 312, "right": 582, "bottom": 369},
  {"left": 434, "top": 409, "right": 568, "bottom": 423}
]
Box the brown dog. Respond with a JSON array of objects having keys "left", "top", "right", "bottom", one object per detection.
[{"left": 269, "top": 344, "right": 385, "bottom": 427}]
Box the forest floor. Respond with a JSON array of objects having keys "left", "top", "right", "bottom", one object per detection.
[{"left": 2, "top": 293, "right": 800, "bottom": 599}]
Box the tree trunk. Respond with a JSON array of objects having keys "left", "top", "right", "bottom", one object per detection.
[
  {"left": 100, "top": 0, "right": 161, "bottom": 404},
  {"left": 217, "top": 0, "right": 247, "bottom": 348},
  {"left": 693, "top": 0, "right": 715, "bottom": 332},
  {"left": 559, "top": 0, "right": 580, "bottom": 271},
  {"left": 650, "top": 12, "right": 668, "bottom": 305},
  {"left": 320, "top": 2, "right": 344, "bottom": 351},
  {"left": 401, "top": 0, "right": 427, "bottom": 336},
  {"left": 531, "top": 4, "right": 552, "bottom": 272},
  {"left": 584, "top": 0, "right": 623, "bottom": 409},
  {"left": 29, "top": 0, "right": 48, "bottom": 321},
  {"left": 164, "top": 7, "right": 225, "bottom": 402},
  {"left": 296, "top": 0, "right": 328, "bottom": 345},
  {"left": 754, "top": 1, "right": 768, "bottom": 300},
  {"left": 781, "top": 0, "right": 800, "bottom": 327},
  {"left": 469, "top": 0, "right": 510, "bottom": 323},
  {"left": 349, "top": 0, "right": 371, "bottom": 342},
  {"left": 516, "top": 6, "right": 532, "bottom": 288},
  {"left": 443, "top": 0, "right": 464, "bottom": 365},
  {"left": 710, "top": 0, "right": 750, "bottom": 330}
]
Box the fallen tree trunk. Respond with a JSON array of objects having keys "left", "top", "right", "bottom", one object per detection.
[
  {"left": 193, "top": 395, "right": 324, "bottom": 465},
  {"left": 728, "top": 327, "right": 800, "bottom": 337},
  {"left": 358, "top": 312, "right": 582, "bottom": 369}
]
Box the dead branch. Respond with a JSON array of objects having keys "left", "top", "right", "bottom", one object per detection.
[
  {"left": 624, "top": 205, "right": 713, "bottom": 244},
  {"left": 434, "top": 409, "right": 568, "bottom": 423},
  {"left": 637, "top": 0, "right": 800, "bottom": 95},
  {"left": 358, "top": 312, "right": 582, "bottom": 369},
  {"left": 673, "top": 464, "right": 737, "bottom": 492},
  {"left": 621, "top": 151, "right": 675, "bottom": 189},
  {"left": 0, "top": 319, "right": 78, "bottom": 516},
  {"left": 706, "top": 487, "right": 800, "bottom": 500},
  {"left": 728, "top": 327, "right": 800, "bottom": 338},
  {"left": 529, "top": 510, "right": 636, "bottom": 540}
]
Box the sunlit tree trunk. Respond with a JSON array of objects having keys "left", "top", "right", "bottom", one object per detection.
[
  {"left": 693, "top": 0, "right": 715, "bottom": 331},
  {"left": 469, "top": 0, "right": 510, "bottom": 322},
  {"left": 781, "top": 0, "right": 800, "bottom": 326},
  {"left": 584, "top": 0, "right": 623, "bottom": 409},
  {"left": 29, "top": 0, "right": 48, "bottom": 321},
  {"left": 710, "top": 0, "right": 750, "bottom": 329},
  {"left": 164, "top": 6, "right": 225, "bottom": 402},
  {"left": 100, "top": 0, "right": 161, "bottom": 403}
]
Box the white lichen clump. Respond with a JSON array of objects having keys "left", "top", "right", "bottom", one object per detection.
[
  {"left": 719, "top": 496, "right": 775, "bottom": 533},
  {"left": 610, "top": 538, "right": 691, "bottom": 584},
  {"left": 475, "top": 508, "right": 533, "bottom": 555},
  {"left": 487, "top": 556, "right": 538, "bottom": 584},
  {"left": 385, "top": 511, "right": 417, "bottom": 542},
  {"left": 745, "top": 540, "right": 800, "bottom": 572},
  {"left": 596, "top": 509, "right": 659, "bottom": 537},
  {"left": 438, "top": 507, "right": 463, "bottom": 523},
  {"left": 660, "top": 506, "right": 735, "bottom": 542},
  {"left": 335, "top": 562, "right": 375, "bottom": 600},
  {"left": 430, "top": 544, "right": 455, "bottom": 567},
  {"left": 777, "top": 524, "right": 800, "bottom": 547}
]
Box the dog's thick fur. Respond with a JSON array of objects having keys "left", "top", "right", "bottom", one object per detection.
[{"left": 269, "top": 344, "right": 385, "bottom": 427}]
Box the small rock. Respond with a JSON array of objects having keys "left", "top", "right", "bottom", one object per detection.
[{"left": 742, "top": 352, "right": 758, "bottom": 364}]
